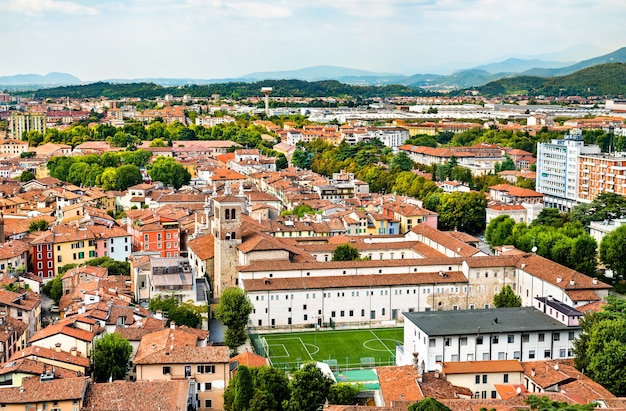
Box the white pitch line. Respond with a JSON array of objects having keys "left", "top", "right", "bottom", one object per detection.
[
  {"left": 369, "top": 330, "right": 396, "bottom": 356},
  {"left": 299, "top": 337, "right": 314, "bottom": 360}
]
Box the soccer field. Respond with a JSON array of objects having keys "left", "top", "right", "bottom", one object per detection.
[{"left": 251, "top": 328, "right": 403, "bottom": 371}]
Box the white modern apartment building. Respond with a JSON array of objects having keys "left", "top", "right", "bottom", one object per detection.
[
  {"left": 398, "top": 305, "right": 580, "bottom": 371},
  {"left": 536, "top": 129, "right": 600, "bottom": 211}
]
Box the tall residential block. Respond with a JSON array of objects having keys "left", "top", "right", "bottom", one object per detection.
[
  {"left": 536, "top": 129, "right": 600, "bottom": 211},
  {"left": 9, "top": 112, "right": 46, "bottom": 140}
]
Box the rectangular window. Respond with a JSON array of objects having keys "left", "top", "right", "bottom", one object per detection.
[
  {"left": 552, "top": 333, "right": 560, "bottom": 341},
  {"left": 162, "top": 366, "right": 171, "bottom": 374},
  {"left": 522, "top": 334, "right": 529, "bottom": 343},
  {"left": 475, "top": 375, "right": 480, "bottom": 384},
  {"left": 476, "top": 336, "right": 483, "bottom": 345},
  {"left": 529, "top": 350, "right": 535, "bottom": 359},
  {"left": 568, "top": 331, "right": 575, "bottom": 340},
  {"left": 503, "top": 374, "right": 509, "bottom": 383},
  {"left": 507, "top": 335, "right": 514, "bottom": 343},
  {"left": 544, "top": 350, "right": 551, "bottom": 358},
  {"left": 482, "top": 375, "right": 487, "bottom": 384},
  {"left": 538, "top": 333, "right": 545, "bottom": 342},
  {"left": 429, "top": 338, "right": 436, "bottom": 347},
  {"left": 560, "top": 349, "right": 566, "bottom": 357},
  {"left": 491, "top": 391, "right": 497, "bottom": 399},
  {"left": 205, "top": 400, "right": 212, "bottom": 408},
  {"left": 492, "top": 336, "right": 499, "bottom": 344},
  {"left": 459, "top": 337, "right": 467, "bottom": 346}
]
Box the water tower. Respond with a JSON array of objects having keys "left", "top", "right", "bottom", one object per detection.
[{"left": 261, "top": 87, "right": 273, "bottom": 116}]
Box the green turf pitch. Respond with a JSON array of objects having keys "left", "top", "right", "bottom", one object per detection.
[{"left": 252, "top": 328, "right": 403, "bottom": 370}]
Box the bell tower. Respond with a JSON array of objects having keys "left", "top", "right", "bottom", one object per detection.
[{"left": 212, "top": 187, "right": 245, "bottom": 297}]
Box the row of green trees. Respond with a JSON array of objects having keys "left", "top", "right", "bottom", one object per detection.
[
  {"left": 47, "top": 150, "right": 191, "bottom": 190},
  {"left": 224, "top": 362, "right": 360, "bottom": 411},
  {"left": 485, "top": 193, "right": 626, "bottom": 280}
]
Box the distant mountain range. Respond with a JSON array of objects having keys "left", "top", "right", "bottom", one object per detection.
[
  {"left": 1, "top": 46, "right": 625, "bottom": 90},
  {"left": 0, "top": 72, "right": 81, "bottom": 86}
]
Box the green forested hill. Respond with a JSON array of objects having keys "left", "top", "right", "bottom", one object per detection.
[
  {"left": 473, "top": 63, "right": 626, "bottom": 97},
  {"left": 31, "top": 79, "right": 429, "bottom": 99}
]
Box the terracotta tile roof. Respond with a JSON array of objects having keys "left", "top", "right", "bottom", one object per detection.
[
  {"left": 187, "top": 233, "right": 215, "bottom": 260},
  {"left": 0, "top": 316, "right": 28, "bottom": 344},
  {"left": 442, "top": 360, "right": 524, "bottom": 375},
  {"left": 522, "top": 359, "right": 615, "bottom": 403},
  {"left": 410, "top": 224, "right": 482, "bottom": 258},
  {"left": 83, "top": 379, "right": 189, "bottom": 411},
  {"left": 134, "top": 344, "right": 229, "bottom": 365},
  {"left": 243, "top": 271, "right": 467, "bottom": 292},
  {"left": 0, "top": 239, "right": 30, "bottom": 259},
  {"left": 514, "top": 253, "right": 610, "bottom": 293},
  {"left": 494, "top": 383, "right": 528, "bottom": 400},
  {"left": 230, "top": 350, "right": 270, "bottom": 368},
  {"left": 0, "top": 375, "right": 89, "bottom": 403},
  {"left": 29, "top": 317, "right": 96, "bottom": 343},
  {"left": 376, "top": 365, "right": 424, "bottom": 404},
  {"left": 10, "top": 344, "right": 91, "bottom": 368},
  {"left": 239, "top": 257, "right": 465, "bottom": 273},
  {"left": 0, "top": 357, "right": 82, "bottom": 379},
  {"left": 420, "top": 371, "right": 473, "bottom": 400},
  {"left": 0, "top": 288, "right": 42, "bottom": 311},
  {"left": 133, "top": 327, "right": 202, "bottom": 364}
]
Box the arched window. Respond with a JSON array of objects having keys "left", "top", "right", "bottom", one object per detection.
[
  {"left": 225, "top": 209, "right": 230, "bottom": 220},
  {"left": 231, "top": 208, "right": 236, "bottom": 219}
]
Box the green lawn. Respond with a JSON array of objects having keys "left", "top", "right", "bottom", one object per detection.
[{"left": 251, "top": 328, "right": 403, "bottom": 371}]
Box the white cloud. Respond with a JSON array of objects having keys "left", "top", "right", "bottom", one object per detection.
[{"left": 2, "top": 0, "right": 99, "bottom": 15}]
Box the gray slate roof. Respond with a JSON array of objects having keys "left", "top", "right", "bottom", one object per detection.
[{"left": 403, "top": 307, "right": 576, "bottom": 336}]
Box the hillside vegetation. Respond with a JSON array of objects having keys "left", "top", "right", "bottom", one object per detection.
[{"left": 474, "top": 63, "right": 626, "bottom": 97}]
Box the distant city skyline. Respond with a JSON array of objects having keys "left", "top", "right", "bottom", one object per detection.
[{"left": 1, "top": 0, "right": 624, "bottom": 81}]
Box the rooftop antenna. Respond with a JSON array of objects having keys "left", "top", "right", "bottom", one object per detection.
[{"left": 261, "top": 87, "right": 273, "bottom": 116}]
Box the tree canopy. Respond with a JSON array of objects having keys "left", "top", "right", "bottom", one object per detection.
[
  {"left": 284, "top": 362, "right": 333, "bottom": 411},
  {"left": 214, "top": 288, "right": 253, "bottom": 353},
  {"left": 493, "top": 285, "right": 522, "bottom": 308},
  {"left": 147, "top": 156, "right": 191, "bottom": 189},
  {"left": 573, "top": 296, "right": 626, "bottom": 396},
  {"left": 92, "top": 332, "right": 133, "bottom": 382},
  {"left": 332, "top": 243, "right": 361, "bottom": 261},
  {"left": 599, "top": 225, "right": 626, "bottom": 278}
]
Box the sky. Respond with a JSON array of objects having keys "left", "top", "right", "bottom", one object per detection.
[{"left": 0, "top": 0, "right": 625, "bottom": 81}]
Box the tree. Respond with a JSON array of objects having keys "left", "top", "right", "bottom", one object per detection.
[
  {"left": 332, "top": 243, "right": 360, "bottom": 261},
  {"left": 484, "top": 215, "right": 515, "bottom": 247},
  {"left": 41, "top": 273, "right": 63, "bottom": 305},
  {"left": 408, "top": 397, "right": 452, "bottom": 411},
  {"left": 85, "top": 256, "right": 130, "bottom": 276},
  {"left": 168, "top": 303, "right": 202, "bottom": 328},
  {"left": 436, "top": 192, "right": 487, "bottom": 234},
  {"left": 328, "top": 383, "right": 360, "bottom": 405},
  {"left": 248, "top": 389, "right": 278, "bottom": 411},
  {"left": 573, "top": 296, "right": 626, "bottom": 396},
  {"left": 28, "top": 219, "right": 49, "bottom": 232},
  {"left": 214, "top": 288, "right": 253, "bottom": 353},
  {"left": 493, "top": 285, "right": 521, "bottom": 308},
  {"left": 147, "top": 156, "right": 191, "bottom": 189},
  {"left": 231, "top": 365, "right": 254, "bottom": 411},
  {"left": 599, "top": 225, "right": 626, "bottom": 278},
  {"left": 114, "top": 164, "right": 143, "bottom": 190},
  {"left": 19, "top": 170, "right": 36, "bottom": 182},
  {"left": 251, "top": 367, "right": 290, "bottom": 411},
  {"left": 284, "top": 362, "right": 333, "bottom": 411},
  {"left": 92, "top": 332, "right": 133, "bottom": 382},
  {"left": 275, "top": 153, "right": 288, "bottom": 170},
  {"left": 525, "top": 394, "right": 596, "bottom": 410},
  {"left": 531, "top": 208, "right": 569, "bottom": 228},
  {"left": 147, "top": 296, "right": 203, "bottom": 328},
  {"left": 389, "top": 151, "right": 414, "bottom": 172}
]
